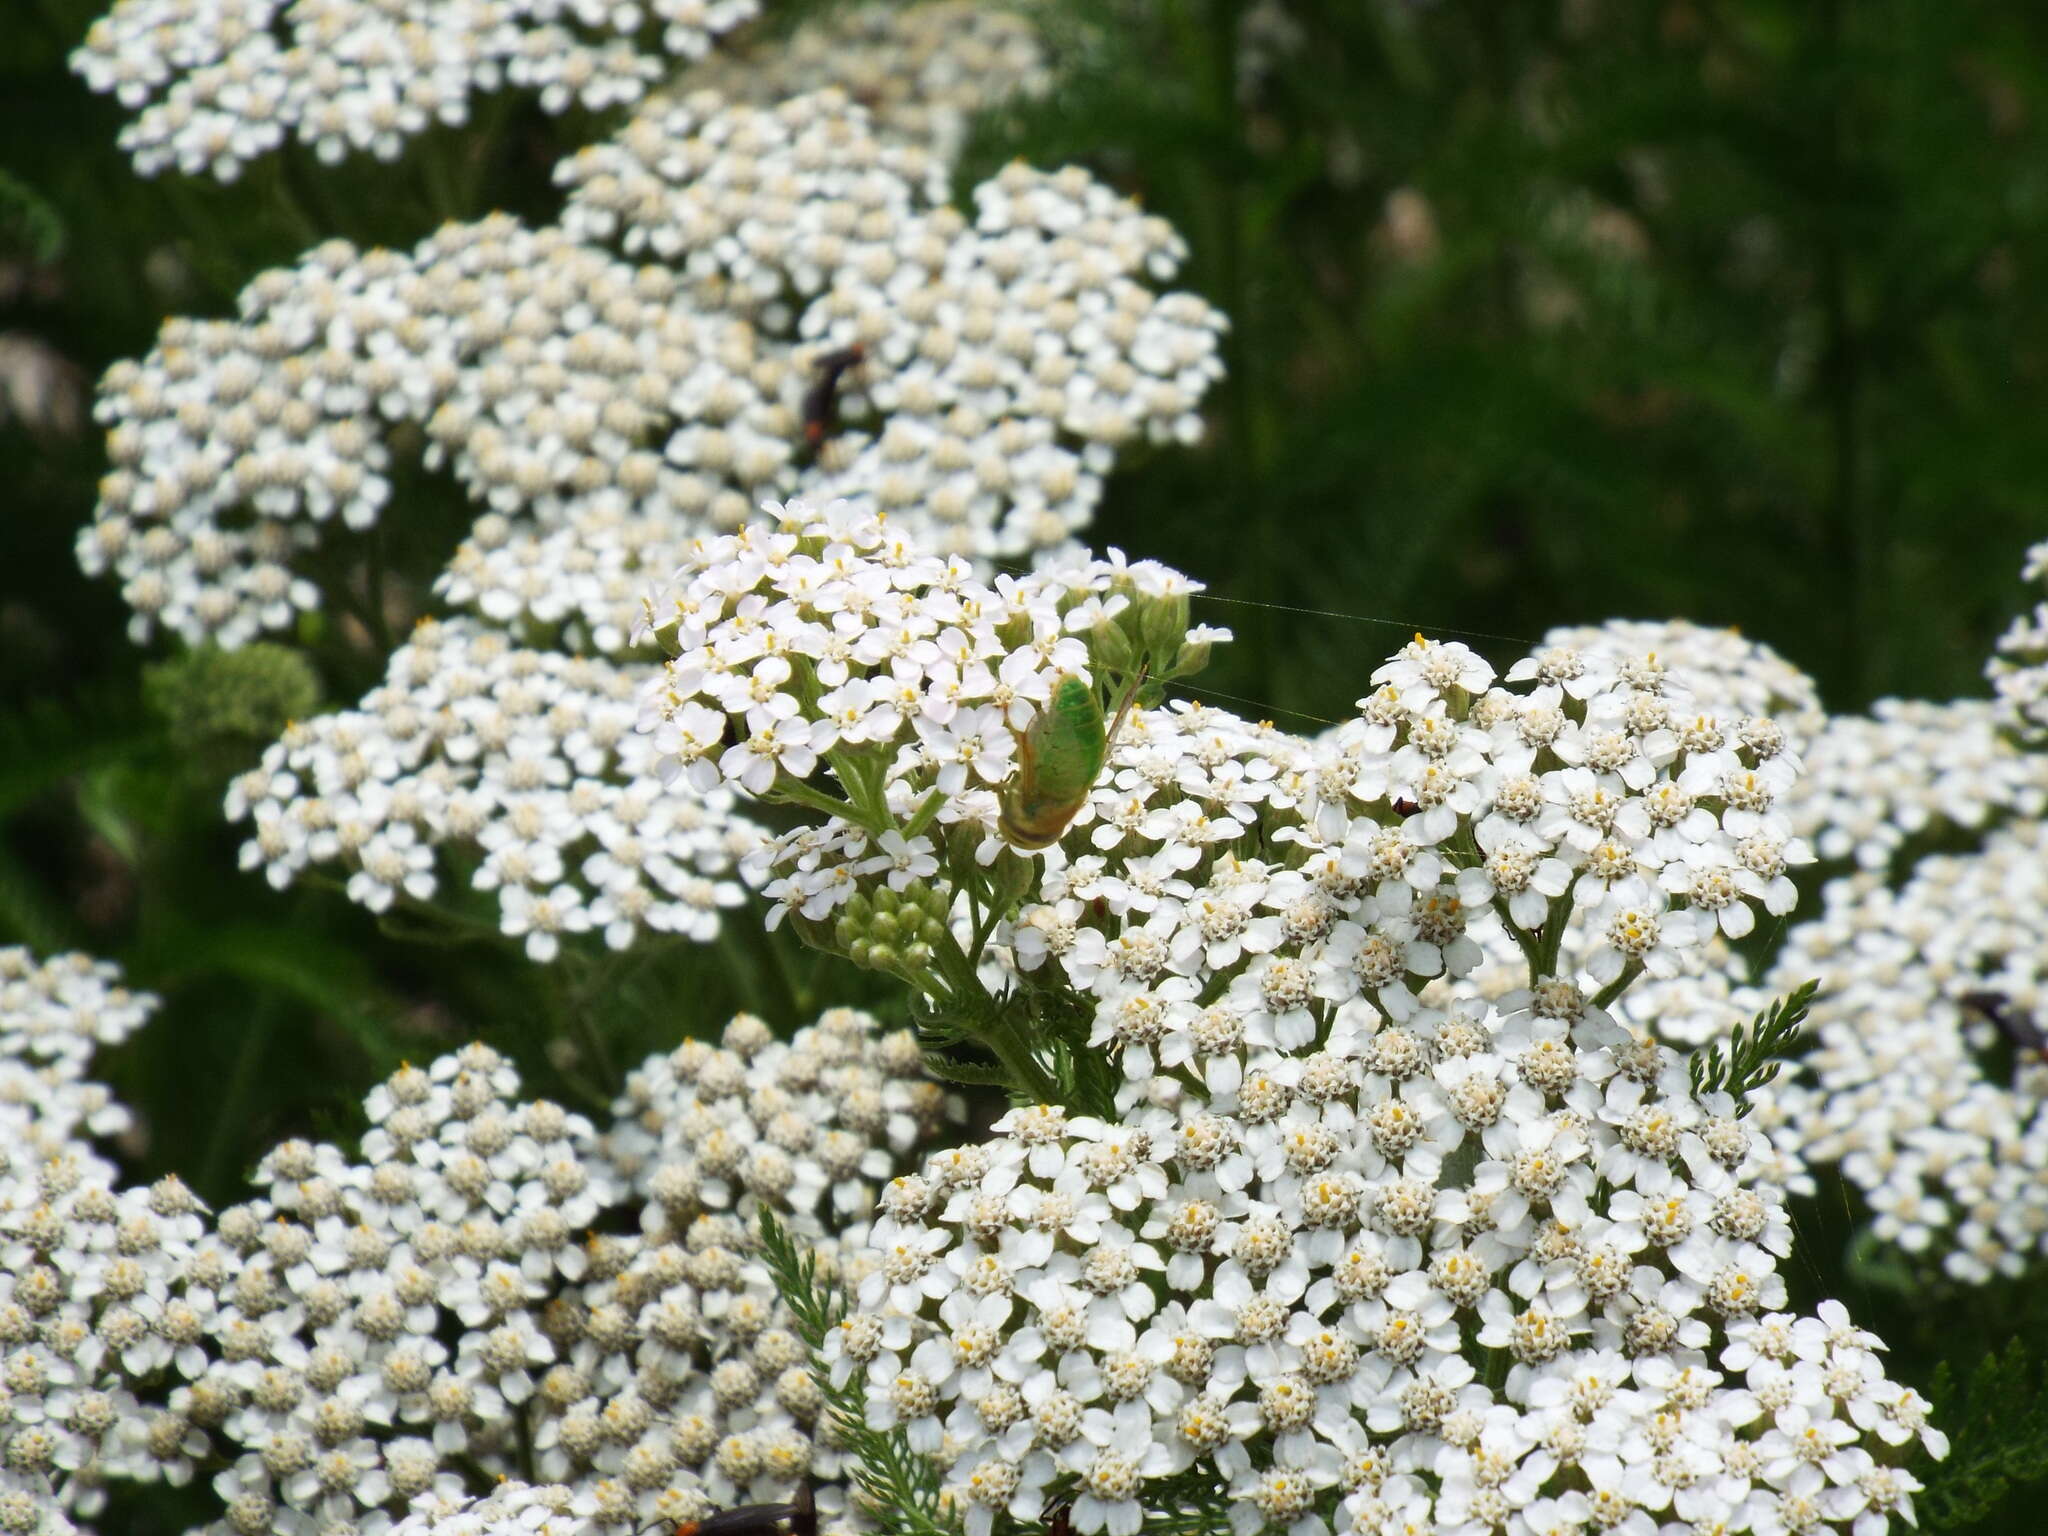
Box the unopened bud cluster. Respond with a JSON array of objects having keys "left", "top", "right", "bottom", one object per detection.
[{"left": 835, "top": 883, "right": 956, "bottom": 989}]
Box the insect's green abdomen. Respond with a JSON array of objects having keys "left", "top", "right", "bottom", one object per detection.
[{"left": 999, "top": 675, "right": 1108, "bottom": 849}]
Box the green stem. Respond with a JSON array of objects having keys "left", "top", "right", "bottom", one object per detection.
[
  {"left": 765, "top": 771, "right": 862, "bottom": 825},
  {"left": 1591, "top": 958, "right": 1643, "bottom": 1012},
  {"left": 1530, "top": 893, "right": 1574, "bottom": 979}
]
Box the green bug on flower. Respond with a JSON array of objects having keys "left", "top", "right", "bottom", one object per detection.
[{"left": 998, "top": 669, "right": 1146, "bottom": 850}]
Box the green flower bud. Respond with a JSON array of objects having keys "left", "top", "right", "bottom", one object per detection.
[
  {"left": 1138, "top": 589, "right": 1191, "bottom": 663},
  {"left": 1091, "top": 614, "right": 1136, "bottom": 673},
  {"left": 1171, "top": 637, "right": 1212, "bottom": 679}
]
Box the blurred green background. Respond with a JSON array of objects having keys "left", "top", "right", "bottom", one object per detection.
[{"left": 4, "top": 1, "right": 2048, "bottom": 1524}]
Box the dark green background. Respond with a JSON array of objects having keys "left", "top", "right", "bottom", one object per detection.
[{"left": 4, "top": 1, "right": 2047, "bottom": 1528}]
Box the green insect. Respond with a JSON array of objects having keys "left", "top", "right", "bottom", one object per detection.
[{"left": 998, "top": 670, "right": 1143, "bottom": 850}]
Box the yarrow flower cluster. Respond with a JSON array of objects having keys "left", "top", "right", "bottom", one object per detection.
[
  {"left": 1742, "top": 818, "right": 2048, "bottom": 1284},
  {"left": 634, "top": 497, "right": 1223, "bottom": 931},
  {"left": 1780, "top": 698, "right": 2048, "bottom": 873},
  {"left": 0, "top": 947, "right": 155, "bottom": 1167},
  {"left": 0, "top": 988, "right": 945, "bottom": 1536},
  {"left": 72, "top": 0, "right": 758, "bottom": 179},
  {"left": 1532, "top": 620, "right": 1824, "bottom": 758},
  {"left": 226, "top": 617, "right": 756, "bottom": 956},
  {"left": 827, "top": 671, "right": 1916, "bottom": 1536},
  {"left": 673, "top": 3, "right": 1050, "bottom": 166},
  {"left": 1989, "top": 537, "right": 2048, "bottom": 745},
  {"left": 78, "top": 88, "right": 1224, "bottom": 649},
  {"left": 0, "top": 952, "right": 208, "bottom": 1535},
  {"left": 556, "top": 92, "right": 1224, "bottom": 533}
]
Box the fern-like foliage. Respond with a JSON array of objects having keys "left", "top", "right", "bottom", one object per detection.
[
  {"left": 1687, "top": 978, "right": 1820, "bottom": 1116},
  {"left": 757, "top": 1209, "right": 958, "bottom": 1536},
  {"left": 1918, "top": 1340, "right": 2048, "bottom": 1532}
]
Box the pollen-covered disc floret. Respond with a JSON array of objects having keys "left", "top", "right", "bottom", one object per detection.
[
  {"left": 1753, "top": 819, "right": 2048, "bottom": 1284},
  {"left": 847, "top": 1002, "right": 1938, "bottom": 1536},
  {"left": 80, "top": 92, "right": 1226, "bottom": 650},
  {"left": 71, "top": 0, "right": 759, "bottom": 180},
  {"left": 1989, "top": 537, "right": 2048, "bottom": 745},
  {"left": 226, "top": 618, "right": 755, "bottom": 959}
]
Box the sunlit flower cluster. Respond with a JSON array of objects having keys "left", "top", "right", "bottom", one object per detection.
[
  {"left": 72, "top": 0, "right": 758, "bottom": 180},
  {"left": 675, "top": 2, "right": 1049, "bottom": 165},
  {"left": 1304, "top": 633, "right": 1809, "bottom": 983},
  {"left": 80, "top": 92, "right": 1225, "bottom": 648},
  {"left": 1750, "top": 818, "right": 2048, "bottom": 1284},
  {"left": 226, "top": 617, "right": 756, "bottom": 957},
  {"left": 850, "top": 949, "right": 1936, "bottom": 1536},
  {"left": 1781, "top": 698, "right": 2048, "bottom": 872},
  {"left": 1989, "top": 537, "right": 2048, "bottom": 745}
]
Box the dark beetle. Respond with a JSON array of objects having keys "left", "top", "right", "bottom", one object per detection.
[{"left": 802, "top": 343, "right": 867, "bottom": 452}]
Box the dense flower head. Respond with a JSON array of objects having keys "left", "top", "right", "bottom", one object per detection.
[
  {"left": 72, "top": 0, "right": 759, "bottom": 179},
  {"left": 0, "top": 951, "right": 195, "bottom": 1535},
  {"left": 4, "top": 1008, "right": 939, "bottom": 1535},
  {"left": 80, "top": 93, "right": 1226, "bottom": 648},
  {"left": 1220, "top": 630, "right": 1807, "bottom": 1006},
  {"left": 1989, "top": 537, "right": 2048, "bottom": 745},
  {"left": 0, "top": 948, "right": 155, "bottom": 1163},
  {"left": 635, "top": 498, "right": 1225, "bottom": 942},
  {"left": 226, "top": 617, "right": 756, "bottom": 958},
  {"left": 805, "top": 630, "right": 1943, "bottom": 1536},
  {"left": 599, "top": 1005, "right": 959, "bottom": 1233},
  {"left": 848, "top": 982, "right": 1935, "bottom": 1536},
  {"left": 389, "top": 1478, "right": 593, "bottom": 1534},
  {"left": 1533, "top": 619, "right": 1824, "bottom": 757},
  {"left": 1747, "top": 818, "right": 2048, "bottom": 1284},
  {"left": 557, "top": 91, "right": 1224, "bottom": 546},
  {"left": 674, "top": 2, "right": 1049, "bottom": 165},
  {"left": 1782, "top": 698, "right": 2048, "bottom": 873}
]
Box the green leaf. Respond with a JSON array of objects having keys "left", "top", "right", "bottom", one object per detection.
[
  {"left": 757, "top": 1209, "right": 957, "bottom": 1536},
  {"left": 1919, "top": 1340, "right": 2048, "bottom": 1532},
  {"left": 1688, "top": 978, "right": 1819, "bottom": 1116}
]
